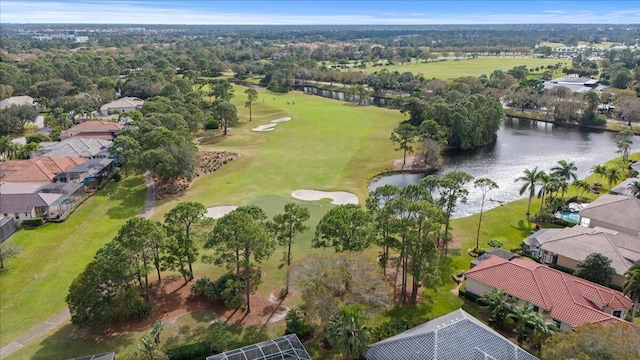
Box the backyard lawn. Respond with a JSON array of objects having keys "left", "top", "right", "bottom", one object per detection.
[{"left": 0, "top": 176, "right": 146, "bottom": 348}]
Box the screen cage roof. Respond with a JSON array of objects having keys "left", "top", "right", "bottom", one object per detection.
[{"left": 206, "top": 334, "right": 312, "bottom": 360}]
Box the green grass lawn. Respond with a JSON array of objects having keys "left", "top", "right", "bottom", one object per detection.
[
  {"left": 354, "top": 57, "right": 570, "bottom": 79},
  {"left": 0, "top": 176, "right": 146, "bottom": 348}
]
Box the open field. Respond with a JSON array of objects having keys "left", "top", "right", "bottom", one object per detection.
[
  {"left": 354, "top": 57, "right": 570, "bottom": 79},
  {"left": 0, "top": 176, "right": 146, "bottom": 348}
]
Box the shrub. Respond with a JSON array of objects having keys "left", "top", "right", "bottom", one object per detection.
[
  {"left": 487, "top": 240, "right": 503, "bottom": 248},
  {"left": 205, "top": 119, "right": 219, "bottom": 130},
  {"left": 285, "top": 307, "right": 312, "bottom": 339},
  {"left": 476, "top": 249, "right": 486, "bottom": 256},
  {"left": 110, "top": 172, "right": 122, "bottom": 182},
  {"left": 166, "top": 341, "right": 212, "bottom": 360},
  {"left": 21, "top": 218, "right": 44, "bottom": 227},
  {"left": 190, "top": 277, "right": 212, "bottom": 297}
]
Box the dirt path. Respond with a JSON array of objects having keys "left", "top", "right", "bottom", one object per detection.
[{"left": 0, "top": 173, "right": 157, "bottom": 359}]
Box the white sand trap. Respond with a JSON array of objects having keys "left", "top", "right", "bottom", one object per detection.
[
  {"left": 270, "top": 117, "right": 292, "bottom": 123},
  {"left": 251, "top": 123, "right": 278, "bottom": 132},
  {"left": 205, "top": 206, "right": 238, "bottom": 219},
  {"left": 291, "top": 189, "right": 359, "bottom": 205}
]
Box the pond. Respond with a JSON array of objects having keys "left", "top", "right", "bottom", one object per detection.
[{"left": 369, "top": 117, "right": 640, "bottom": 218}]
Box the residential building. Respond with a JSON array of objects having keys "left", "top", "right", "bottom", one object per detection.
[
  {"left": 60, "top": 121, "right": 124, "bottom": 140},
  {"left": 0, "top": 156, "right": 87, "bottom": 183},
  {"left": 522, "top": 228, "right": 563, "bottom": 259},
  {"left": 609, "top": 177, "right": 640, "bottom": 198},
  {"left": 543, "top": 75, "right": 602, "bottom": 93},
  {"left": 579, "top": 194, "right": 640, "bottom": 237},
  {"left": 99, "top": 97, "right": 144, "bottom": 116},
  {"left": 54, "top": 158, "right": 114, "bottom": 185},
  {"left": 536, "top": 226, "right": 640, "bottom": 288},
  {"left": 0, "top": 95, "right": 35, "bottom": 110},
  {"left": 465, "top": 256, "right": 633, "bottom": 332},
  {"left": 38, "top": 138, "right": 113, "bottom": 159},
  {"left": 0, "top": 193, "right": 63, "bottom": 221},
  {"left": 470, "top": 247, "right": 520, "bottom": 268},
  {"left": 364, "top": 308, "right": 537, "bottom": 360}
]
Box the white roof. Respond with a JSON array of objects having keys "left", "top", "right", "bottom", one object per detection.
[
  {"left": 0, "top": 182, "right": 48, "bottom": 195},
  {"left": 99, "top": 97, "right": 144, "bottom": 111},
  {"left": 0, "top": 96, "right": 35, "bottom": 109}
]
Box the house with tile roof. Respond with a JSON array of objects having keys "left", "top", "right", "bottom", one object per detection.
[
  {"left": 538, "top": 226, "right": 640, "bottom": 288},
  {"left": 38, "top": 138, "right": 113, "bottom": 159},
  {"left": 578, "top": 194, "right": 640, "bottom": 237},
  {"left": 99, "top": 97, "right": 144, "bottom": 116},
  {"left": 465, "top": 256, "right": 633, "bottom": 332},
  {"left": 0, "top": 193, "right": 63, "bottom": 221},
  {"left": 364, "top": 308, "right": 537, "bottom": 360},
  {"left": 60, "top": 121, "right": 124, "bottom": 140},
  {"left": 0, "top": 156, "right": 87, "bottom": 183},
  {"left": 0, "top": 95, "right": 35, "bottom": 110},
  {"left": 522, "top": 228, "right": 563, "bottom": 259}
]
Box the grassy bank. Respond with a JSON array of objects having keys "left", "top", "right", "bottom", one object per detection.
[{"left": 0, "top": 176, "right": 146, "bottom": 347}]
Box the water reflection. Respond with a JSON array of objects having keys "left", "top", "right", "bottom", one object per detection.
[{"left": 370, "top": 118, "right": 640, "bottom": 218}]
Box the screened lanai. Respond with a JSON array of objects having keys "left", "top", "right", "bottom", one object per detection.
[{"left": 206, "top": 334, "right": 311, "bottom": 360}]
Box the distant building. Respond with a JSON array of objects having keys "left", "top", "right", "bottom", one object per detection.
[
  {"left": 60, "top": 121, "right": 124, "bottom": 140},
  {"left": 544, "top": 75, "right": 602, "bottom": 94},
  {"left": 0, "top": 156, "right": 87, "bottom": 183},
  {"left": 0, "top": 95, "right": 35, "bottom": 110},
  {"left": 99, "top": 97, "right": 144, "bottom": 116}
]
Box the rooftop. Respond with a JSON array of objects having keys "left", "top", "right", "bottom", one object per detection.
[
  {"left": 39, "top": 138, "right": 113, "bottom": 158},
  {"left": 540, "top": 226, "right": 640, "bottom": 276},
  {"left": 365, "top": 309, "right": 537, "bottom": 360},
  {"left": 0, "top": 95, "right": 34, "bottom": 110},
  {"left": 99, "top": 97, "right": 144, "bottom": 111},
  {"left": 465, "top": 256, "right": 633, "bottom": 328},
  {"left": 579, "top": 194, "right": 640, "bottom": 235},
  {"left": 0, "top": 156, "right": 87, "bottom": 182},
  {"left": 60, "top": 121, "right": 124, "bottom": 140},
  {"left": 206, "top": 334, "right": 311, "bottom": 360},
  {"left": 523, "top": 228, "right": 563, "bottom": 247},
  {"left": 0, "top": 193, "right": 62, "bottom": 213}
]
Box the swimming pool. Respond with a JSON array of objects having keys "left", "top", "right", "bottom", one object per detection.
[{"left": 561, "top": 211, "right": 580, "bottom": 223}]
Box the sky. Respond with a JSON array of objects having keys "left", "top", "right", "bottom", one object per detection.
[{"left": 1, "top": 0, "right": 639, "bottom": 25}]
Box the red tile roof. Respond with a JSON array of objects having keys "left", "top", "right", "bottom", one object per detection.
[
  {"left": 0, "top": 156, "right": 87, "bottom": 182},
  {"left": 465, "top": 256, "right": 633, "bottom": 329}
]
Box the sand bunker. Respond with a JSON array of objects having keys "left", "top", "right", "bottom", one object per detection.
[
  {"left": 205, "top": 206, "right": 238, "bottom": 219},
  {"left": 291, "top": 189, "right": 359, "bottom": 205},
  {"left": 251, "top": 117, "right": 293, "bottom": 132},
  {"left": 251, "top": 123, "right": 278, "bottom": 132},
  {"left": 270, "top": 117, "right": 291, "bottom": 123}
]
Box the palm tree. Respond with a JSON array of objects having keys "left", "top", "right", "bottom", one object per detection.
[
  {"left": 516, "top": 166, "right": 544, "bottom": 216},
  {"left": 507, "top": 303, "right": 536, "bottom": 346},
  {"left": 326, "top": 304, "right": 370, "bottom": 360},
  {"left": 628, "top": 181, "right": 640, "bottom": 199},
  {"left": 536, "top": 172, "right": 550, "bottom": 215},
  {"left": 551, "top": 159, "right": 578, "bottom": 197},
  {"left": 572, "top": 179, "right": 591, "bottom": 198},
  {"left": 479, "top": 289, "right": 513, "bottom": 328},
  {"left": 624, "top": 260, "right": 640, "bottom": 320},
  {"left": 605, "top": 166, "right": 622, "bottom": 191},
  {"left": 530, "top": 312, "right": 555, "bottom": 353},
  {"left": 590, "top": 164, "right": 606, "bottom": 183}
]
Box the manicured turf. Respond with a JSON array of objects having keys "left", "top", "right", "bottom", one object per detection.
[
  {"left": 355, "top": 56, "right": 570, "bottom": 79},
  {"left": 0, "top": 176, "right": 146, "bottom": 348}
]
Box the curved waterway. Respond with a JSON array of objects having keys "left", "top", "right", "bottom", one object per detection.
[{"left": 369, "top": 117, "right": 640, "bottom": 218}]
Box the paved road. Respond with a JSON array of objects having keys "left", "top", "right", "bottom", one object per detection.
[{"left": 0, "top": 173, "right": 157, "bottom": 359}]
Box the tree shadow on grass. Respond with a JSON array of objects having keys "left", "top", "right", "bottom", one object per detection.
[
  {"left": 104, "top": 177, "right": 146, "bottom": 219},
  {"left": 511, "top": 218, "right": 534, "bottom": 238},
  {"left": 30, "top": 323, "right": 136, "bottom": 360}
]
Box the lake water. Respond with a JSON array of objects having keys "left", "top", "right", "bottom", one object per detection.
[{"left": 369, "top": 117, "right": 640, "bottom": 218}]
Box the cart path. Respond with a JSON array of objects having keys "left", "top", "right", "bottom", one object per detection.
[{"left": 0, "top": 173, "right": 156, "bottom": 359}]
